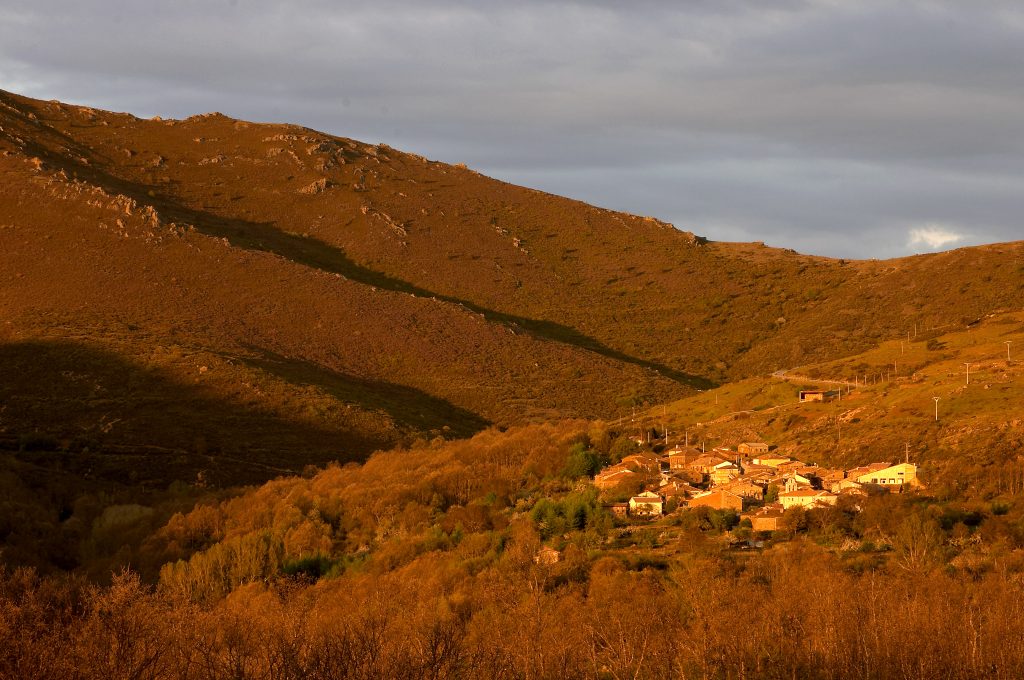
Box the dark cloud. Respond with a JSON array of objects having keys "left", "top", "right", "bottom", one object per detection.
[{"left": 2, "top": 0, "right": 1022, "bottom": 257}]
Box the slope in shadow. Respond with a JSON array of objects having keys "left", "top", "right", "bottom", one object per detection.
[
  {"left": 0, "top": 340, "right": 485, "bottom": 489},
  {"left": 235, "top": 346, "right": 490, "bottom": 439}
]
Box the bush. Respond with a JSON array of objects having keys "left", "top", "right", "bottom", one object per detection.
[{"left": 562, "top": 443, "right": 603, "bottom": 479}]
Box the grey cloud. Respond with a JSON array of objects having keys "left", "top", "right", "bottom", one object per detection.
[{"left": 1, "top": 0, "right": 1022, "bottom": 257}]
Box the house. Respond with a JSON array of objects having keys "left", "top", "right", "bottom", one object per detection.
[
  {"left": 800, "top": 390, "right": 839, "bottom": 402},
  {"left": 741, "top": 462, "right": 776, "bottom": 475},
  {"left": 753, "top": 456, "right": 792, "bottom": 468},
  {"left": 831, "top": 479, "right": 866, "bottom": 495},
  {"left": 667, "top": 447, "right": 702, "bottom": 470},
  {"left": 846, "top": 462, "right": 891, "bottom": 480},
  {"left": 710, "top": 461, "right": 741, "bottom": 486},
  {"left": 687, "top": 454, "right": 731, "bottom": 475},
  {"left": 738, "top": 442, "right": 770, "bottom": 455},
  {"left": 743, "top": 503, "right": 785, "bottom": 532},
  {"left": 620, "top": 453, "right": 662, "bottom": 475},
  {"left": 603, "top": 502, "right": 629, "bottom": 518},
  {"left": 776, "top": 460, "right": 808, "bottom": 474},
  {"left": 688, "top": 489, "right": 743, "bottom": 512},
  {"left": 779, "top": 489, "right": 838, "bottom": 510},
  {"left": 594, "top": 467, "right": 640, "bottom": 491},
  {"left": 722, "top": 480, "right": 765, "bottom": 501},
  {"left": 817, "top": 468, "right": 846, "bottom": 490},
  {"left": 668, "top": 468, "right": 705, "bottom": 486},
  {"left": 740, "top": 467, "right": 776, "bottom": 487},
  {"left": 666, "top": 444, "right": 702, "bottom": 457},
  {"left": 854, "top": 463, "right": 920, "bottom": 491},
  {"left": 660, "top": 480, "right": 701, "bottom": 499},
  {"left": 793, "top": 464, "right": 823, "bottom": 477},
  {"left": 629, "top": 491, "right": 664, "bottom": 517}
]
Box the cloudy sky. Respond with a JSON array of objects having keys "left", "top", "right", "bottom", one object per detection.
[{"left": 2, "top": 0, "right": 1022, "bottom": 258}]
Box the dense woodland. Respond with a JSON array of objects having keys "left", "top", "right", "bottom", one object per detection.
[{"left": 6, "top": 422, "right": 1024, "bottom": 679}]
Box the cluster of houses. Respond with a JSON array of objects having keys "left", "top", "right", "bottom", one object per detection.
[{"left": 594, "top": 441, "right": 920, "bottom": 532}]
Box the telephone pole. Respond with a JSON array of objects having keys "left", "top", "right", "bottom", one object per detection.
[
  {"left": 964, "top": 362, "right": 971, "bottom": 386},
  {"left": 933, "top": 396, "right": 940, "bottom": 422},
  {"left": 1006, "top": 341, "right": 1013, "bottom": 362},
  {"left": 663, "top": 407, "right": 668, "bottom": 446}
]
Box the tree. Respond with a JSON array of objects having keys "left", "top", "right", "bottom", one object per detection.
[{"left": 562, "top": 444, "right": 601, "bottom": 479}]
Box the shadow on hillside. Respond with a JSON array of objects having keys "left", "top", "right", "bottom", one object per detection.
[
  {"left": 5, "top": 108, "right": 715, "bottom": 391},
  {"left": 217, "top": 230, "right": 717, "bottom": 390},
  {"left": 236, "top": 347, "right": 490, "bottom": 439},
  {"left": 0, "top": 340, "right": 486, "bottom": 489}
]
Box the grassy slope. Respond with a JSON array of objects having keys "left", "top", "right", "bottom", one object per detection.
[{"left": 644, "top": 312, "right": 1024, "bottom": 495}]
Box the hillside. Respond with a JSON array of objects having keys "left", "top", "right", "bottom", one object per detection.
[
  {"left": 643, "top": 311, "right": 1024, "bottom": 496},
  {"left": 1, "top": 88, "right": 1023, "bottom": 488},
  {"left": 0, "top": 90, "right": 686, "bottom": 484}
]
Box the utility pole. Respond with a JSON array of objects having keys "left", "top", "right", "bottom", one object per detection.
[
  {"left": 1006, "top": 341, "right": 1013, "bottom": 362},
  {"left": 905, "top": 442, "right": 910, "bottom": 464},
  {"left": 964, "top": 362, "right": 971, "bottom": 386},
  {"left": 933, "top": 396, "right": 940, "bottom": 422},
  {"left": 663, "top": 406, "right": 669, "bottom": 446}
]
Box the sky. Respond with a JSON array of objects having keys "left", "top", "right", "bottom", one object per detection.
[{"left": 1, "top": 0, "right": 1022, "bottom": 259}]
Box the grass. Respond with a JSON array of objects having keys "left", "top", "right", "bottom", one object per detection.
[{"left": 635, "top": 312, "right": 1024, "bottom": 490}]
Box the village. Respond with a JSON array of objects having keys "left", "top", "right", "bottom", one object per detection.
[{"left": 593, "top": 436, "right": 921, "bottom": 533}]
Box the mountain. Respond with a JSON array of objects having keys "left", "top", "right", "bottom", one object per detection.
[{"left": 1, "top": 89, "right": 1022, "bottom": 485}]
